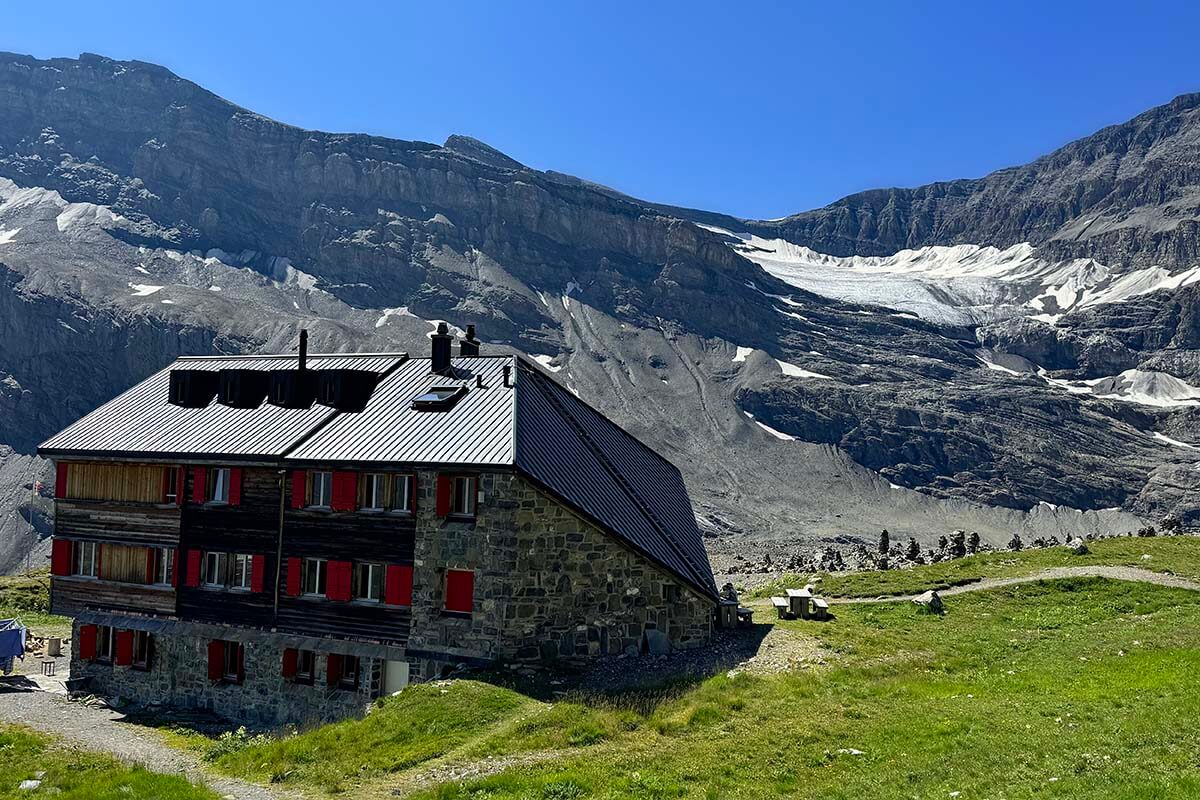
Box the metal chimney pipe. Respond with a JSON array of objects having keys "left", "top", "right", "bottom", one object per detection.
[
  {"left": 460, "top": 323, "right": 480, "bottom": 357},
  {"left": 431, "top": 322, "right": 453, "bottom": 374},
  {"left": 298, "top": 329, "right": 308, "bottom": 371}
]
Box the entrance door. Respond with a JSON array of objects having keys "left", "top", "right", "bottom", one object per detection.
[{"left": 383, "top": 660, "right": 410, "bottom": 694}]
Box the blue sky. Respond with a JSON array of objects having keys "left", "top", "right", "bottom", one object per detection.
[{"left": 4, "top": 1, "right": 1199, "bottom": 219}]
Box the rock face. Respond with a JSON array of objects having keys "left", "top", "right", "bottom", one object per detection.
[
  {"left": 739, "top": 92, "right": 1200, "bottom": 269},
  {"left": 1, "top": 52, "right": 1198, "bottom": 572}
]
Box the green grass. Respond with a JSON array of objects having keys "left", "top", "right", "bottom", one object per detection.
[
  {"left": 756, "top": 535, "right": 1200, "bottom": 598},
  {"left": 0, "top": 569, "right": 70, "bottom": 639},
  {"left": 174, "top": 539, "right": 1200, "bottom": 798},
  {"left": 0, "top": 725, "right": 217, "bottom": 799}
]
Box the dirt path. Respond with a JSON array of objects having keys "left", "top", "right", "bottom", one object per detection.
[
  {"left": 0, "top": 690, "right": 284, "bottom": 800},
  {"left": 828, "top": 565, "right": 1200, "bottom": 604}
]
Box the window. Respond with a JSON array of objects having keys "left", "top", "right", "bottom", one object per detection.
[
  {"left": 451, "top": 476, "right": 477, "bottom": 517},
  {"left": 132, "top": 631, "right": 152, "bottom": 670},
  {"left": 391, "top": 474, "right": 414, "bottom": 514},
  {"left": 231, "top": 554, "right": 253, "bottom": 591},
  {"left": 209, "top": 468, "right": 231, "bottom": 504},
  {"left": 162, "top": 468, "right": 179, "bottom": 504},
  {"left": 362, "top": 473, "right": 386, "bottom": 511},
  {"left": 339, "top": 655, "right": 360, "bottom": 690},
  {"left": 310, "top": 471, "right": 333, "bottom": 508},
  {"left": 72, "top": 541, "right": 98, "bottom": 578},
  {"left": 411, "top": 386, "right": 466, "bottom": 410},
  {"left": 295, "top": 649, "right": 315, "bottom": 684},
  {"left": 223, "top": 641, "right": 244, "bottom": 683},
  {"left": 445, "top": 569, "right": 474, "bottom": 614},
  {"left": 152, "top": 548, "right": 174, "bottom": 585},
  {"left": 353, "top": 562, "right": 384, "bottom": 603},
  {"left": 201, "top": 551, "right": 229, "bottom": 588},
  {"left": 302, "top": 558, "right": 327, "bottom": 596},
  {"left": 95, "top": 625, "right": 115, "bottom": 664}
]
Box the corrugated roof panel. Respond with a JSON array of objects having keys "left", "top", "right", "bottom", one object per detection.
[
  {"left": 285, "top": 357, "right": 516, "bottom": 465},
  {"left": 513, "top": 360, "right": 718, "bottom": 599},
  {"left": 39, "top": 353, "right": 406, "bottom": 458}
]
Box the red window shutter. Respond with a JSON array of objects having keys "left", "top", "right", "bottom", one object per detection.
[
  {"left": 191, "top": 467, "right": 207, "bottom": 504},
  {"left": 250, "top": 554, "right": 266, "bottom": 593},
  {"left": 145, "top": 549, "right": 156, "bottom": 584},
  {"left": 290, "top": 471, "right": 307, "bottom": 509},
  {"left": 229, "top": 468, "right": 243, "bottom": 506},
  {"left": 54, "top": 462, "right": 69, "bottom": 499},
  {"left": 171, "top": 548, "right": 180, "bottom": 586},
  {"left": 77, "top": 624, "right": 97, "bottom": 661},
  {"left": 50, "top": 539, "right": 72, "bottom": 576},
  {"left": 282, "top": 648, "right": 298, "bottom": 679},
  {"left": 115, "top": 630, "right": 133, "bottom": 666},
  {"left": 326, "top": 653, "right": 343, "bottom": 686},
  {"left": 331, "top": 471, "right": 357, "bottom": 511},
  {"left": 385, "top": 565, "right": 413, "bottom": 606},
  {"left": 207, "top": 640, "right": 225, "bottom": 681},
  {"left": 285, "top": 557, "right": 301, "bottom": 596},
  {"left": 435, "top": 474, "right": 452, "bottom": 517},
  {"left": 445, "top": 569, "right": 474, "bottom": 613},
  {"left": 185, "top": 549, "right": 201, "bottom": 588},
  {"left": 327, "top": 560, "right": 351, "bottom": 602}
]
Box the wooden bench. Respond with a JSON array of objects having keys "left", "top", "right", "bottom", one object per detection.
[
  {"left": 736, "top": 607, "right": 754, "bottom": 627},
  {"left": 771, "top": 596, "right": 791, "bottom": 619},
  {"left": 811, "top": 597, "right": 830, "bottom": 621}
]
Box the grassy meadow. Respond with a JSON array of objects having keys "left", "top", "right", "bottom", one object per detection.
[{"left": 172, "top": 537, "right": 1200, "bottom": 799}]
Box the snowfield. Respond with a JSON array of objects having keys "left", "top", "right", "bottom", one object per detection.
[{"left": 699, "top": 224, "right": 1200, "bottom": 326}]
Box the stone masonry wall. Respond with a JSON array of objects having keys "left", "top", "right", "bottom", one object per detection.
[
  {"left": 70, "top": 622, "right": 378, "bottom": 726},
  {"left": 406, "top": 470, "right": 713, "bottom": 665}
]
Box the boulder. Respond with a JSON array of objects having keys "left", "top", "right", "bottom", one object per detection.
[
  {"left": 643, "top": 629, "right": 671, "bottom": 656},
  {"left": 1068, "top": 537, "right": 1090, "bottom": 555},
  {"left": 913, "top": 590, "right": 944, "bottom": 614}
]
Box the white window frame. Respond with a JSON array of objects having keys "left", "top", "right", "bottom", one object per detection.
[
  {"left": 353, "top": 562, "right": 384, "bottom": 603},
  {"left": 72, "top": 541, "right": 98, "bottom": 578},
  {"left": 231, "top": 553, "right": 253, "bottom": 591},
  {"left": 451, "top": 476, "right": 477, "bottom": 517},
  {"left": 163, "top": 468, "right": 179, "bottom": 505},
  {"left": 201, "top": 551, "right": 228, "bottom": 588},
  {"left": 310, "top": 471, "right": 333, "bottom": 509},
  {"left": 210, "top": 468, "right": 231, "bottom": 504},
  {"left": 339, "top": 654, "right": 360, "bottom": 690},
  {"left": 362, "top": 473, "right": 386, "bottom": 511},
  {"left": 96, "top": 624, "right": 115, "bottom": 663},
  {"left": 152, "top": 547, "right": 174, "bottom": 586},
  {"left": 390, "top": 474, "right": 414, "bottom": 514},
  {"left": 302, "top": 558, "right": 327, "bottom": 596}
]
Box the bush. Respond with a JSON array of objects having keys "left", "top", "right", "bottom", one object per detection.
[{"left": 203, "top": 726, "right": 272, "bottom": 762}]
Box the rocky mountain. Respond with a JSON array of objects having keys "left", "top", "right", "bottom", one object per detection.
[{"left": 1, "top": 51, "right": 1196, "bottom": 576}]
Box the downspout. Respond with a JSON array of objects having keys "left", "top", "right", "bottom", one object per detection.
[{"left": 274, "top": 468, "right": 286, "bottom": 621}]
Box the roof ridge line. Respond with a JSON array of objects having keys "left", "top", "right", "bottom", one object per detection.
[
  {"left": 526, "top": 364, "right": 713, "bottom": 594},
  {"left": 177, "top": 351, "right": 410, "bottom": 361}
]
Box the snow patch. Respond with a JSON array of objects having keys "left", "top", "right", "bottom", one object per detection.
[
  {"left": 743, "top": 411, "right": 795, "bottom": 441},
  {"left": 374, "top": 306, "right": 416, "bottom": 328},
  {"left": 56, "top": 202, "right": 123, "bottom": 232},
  {"left": 208, "top": 285, "right": 222, "bottom": 292},
  {"left": 129, "top": 283, "right": 163, "bottom": 297},
  {"left": 533, "top": 355, "right": 563, "bottom": 373},
  {"left": 134, "top": 265, "right": 150, "bottom": 275},
  {"left": 1153, "top": 432, "right": 1199, "bottom": 450},
  {"left": 0, "top": 227, "right": 19, "bottom": 244},
  {"left": 732, "top": 346, "right": 754, "bottom": 363},
  {"left": 776, "top": 359, "right": 832, "bottom": 379}
]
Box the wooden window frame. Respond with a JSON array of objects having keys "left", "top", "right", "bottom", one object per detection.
[
  {"left": 95, "top": 624, "right": 115, "bottom": 664},
  {"left": 338, "top": 654, "right": 360, "bottom": 691},
  {"left": 201, "top": 551, "right": 229, "bottom": 589},
  {"left": 152, "top": 547, "right": 174, "bottom": 586},
  {"left": 162, "top": 467, "right": 179, "bottom": 505},
  {"left": 309, "top": 471, "right": 333, "bottom": 509},
  {"left": 222, "top": 641, "right": 244, "bottom": 684},
  {"left": 131, "top": 630, "right": 152, "bottom": 671},
  {"left": 294, "top": 649, "right": 315, "bottom": 685},
  {"left": 361, "top": 473, "right": 387, "bottom": 512},
  {"left": 72, "top": 541, "right": 98, "bottom": 578},
  {"left": 352, "top": 562, "right": 384, "bottom": 604},
  {"left": 450, "top": 475, "right": 477, "bottom": 519},
  {"left": 302, "top": 558, "right": 328, "bottom": 597}
]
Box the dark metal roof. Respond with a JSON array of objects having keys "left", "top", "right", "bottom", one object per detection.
[
  {"left": 286, "top": 356, "right": 515, "bottom": 466},
  {"left": 38, "top": 351, "right": 716, "bottom": 600},
  {"left": 513, "top": 360, "right": 719, "bottom": 600}
]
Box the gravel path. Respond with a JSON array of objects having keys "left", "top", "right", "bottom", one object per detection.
[
  {"left": 0, "top": 690, "right": 284, "bottom": 800},
  {"left": 829, "top": 565, "right": 1200, "bottom": 604}
]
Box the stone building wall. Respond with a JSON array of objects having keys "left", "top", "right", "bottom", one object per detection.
[
  {"left": 70, "top": 621, "right": 378, "bottom": 726},
  {"left": 406, "top": 470, "right": 713, "bottom": 669}
]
